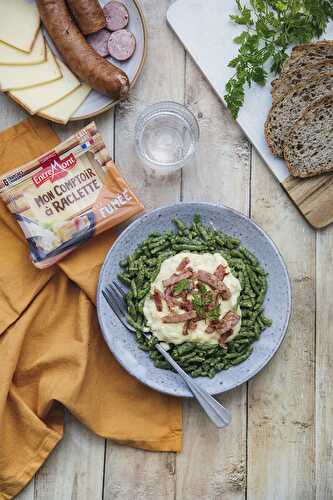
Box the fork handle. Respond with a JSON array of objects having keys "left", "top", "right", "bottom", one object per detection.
[{"left": 156, "top": 344, "right": 231, "bottom": 428}]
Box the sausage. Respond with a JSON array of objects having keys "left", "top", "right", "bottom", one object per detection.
[
  {"left": 37, "top": 0, "right": 129, "bottom": 98},
  {"left": 103, "top": 1, "right": 129, "bottom": 31},
  {"left": 87, "top": 29, "right": 111, "bottom": 57},
  {"left": 108, "top": 30, "right": 136, "bottom": 61},
  {"left": 67, "top": 0, "right": 106, "bottom": 35}
]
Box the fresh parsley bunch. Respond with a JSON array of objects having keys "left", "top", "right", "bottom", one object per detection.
[{"left": 225, "top": 0, "right": 333, "bottom": 119}]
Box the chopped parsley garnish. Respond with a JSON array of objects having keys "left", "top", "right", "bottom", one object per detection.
[
  {"left": 207, "top": 304, "right": 221, "bottom": 321},
  {"left": 192, "top": 285, "right": 216, "bottom": 320},
  {"left": 173, "top": 278, "right": 190, "bottom": 295}
]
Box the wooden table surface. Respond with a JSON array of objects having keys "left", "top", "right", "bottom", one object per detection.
[{"left": 6, "top": 1, "right": 331, "bottom": 499}]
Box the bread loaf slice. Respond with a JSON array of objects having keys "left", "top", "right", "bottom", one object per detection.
[
  {"left": 284, "top": 95, "right": 333, "bottom": 177},
  {"left": 272, "top": 60, "right": 333, "bottom": 103},
  {"left": 265, "top": 73, "right": 333, "bottom": 157},
  {"left": 280, "top": 41, "right": 333, "bottom": 75}
]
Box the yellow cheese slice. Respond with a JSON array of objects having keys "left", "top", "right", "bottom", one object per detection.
[
  {"left": 0, "top": 45, "right": 61, "bottom": 91},
  {"left": 0, "top": 30, "right": 45, "bottom": 65},
  {"left": 9, "top": 59, "right": 81, "bottom": 114},
  {"left": 38, "top": 84, "right": 91, "bottom": 124},
  {"left": 0, "top": 0, "right": 40, "bottom": 52}
]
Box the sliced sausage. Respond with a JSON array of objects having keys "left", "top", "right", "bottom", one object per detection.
[
  {"left": 104, "top": 1, "right": 129, "bottom": 31},
  {"left": 108, "top": 30, "right": 136, "bottom": 61},
  {"left": 67, "top": 0, "right": 106, "bottom": 35},
  {"left": 86, "top": 29, "right": 111, "bottom": 57},
  {"left": 37, "top": 0, "right": 130, "bottom": 98}
]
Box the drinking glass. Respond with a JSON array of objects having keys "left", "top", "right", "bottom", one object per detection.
[{"left": 135, "top": 101, "right": 200, "bottom": 174}]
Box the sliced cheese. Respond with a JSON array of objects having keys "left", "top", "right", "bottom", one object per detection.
[
  {"left": 0, "top": 0, "right": 40, "bottom": 52},
  {"left": 9, "top": 59, "right": 81, "bottom": 114},
  {"left": 0, "top": 45, "right": 61, "bottom": 91},
  {"left": 38, "top": 84, "right": 91, "bottom": 124},
  {"left": 0, "top": 30, "right": 45, "bottom": 65}
]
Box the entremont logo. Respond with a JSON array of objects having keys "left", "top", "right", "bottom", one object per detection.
[{"left": 33, "top": 152, "right": 77, "bottom": 187}]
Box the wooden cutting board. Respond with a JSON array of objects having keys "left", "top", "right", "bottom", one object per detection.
[{"left": 167, "top": 0, "right": 333, "bottom": 229}]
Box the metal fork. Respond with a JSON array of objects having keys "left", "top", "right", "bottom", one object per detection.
[{"left": 102, "top": 282, "right": 231, "bottom": 428}]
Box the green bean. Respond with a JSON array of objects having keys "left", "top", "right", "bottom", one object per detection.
[
  {"left": 118, "top": 273, "right": 131, "bottom": 287},
  {"left": 131, "top": 280, "right": 138, "bottom": 299},
  {"left": 172, "top": 217, "right": 187, "bottom": 233},
  {"left": 173, "top": 244, "right": 208, "bottom": 252},
  {"left": 197, "top": 223, "right": 210, "bottom": 241},
  {"left": 230, "top": 349, "right": 252, "bottom": 365},
  {"left": 127, "top": 316, "right": 143, "bottom": 331},
  {"left": 154, "top": 360, "right": 170, "bottom": 369}
]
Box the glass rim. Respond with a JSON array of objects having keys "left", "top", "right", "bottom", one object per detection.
[{"left": 135, "top": 101, "right": 200, "bottom": 170}]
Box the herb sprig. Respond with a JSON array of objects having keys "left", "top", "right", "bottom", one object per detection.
[{"left": 225, "top": 0, "right": 333, "bottom": 119}]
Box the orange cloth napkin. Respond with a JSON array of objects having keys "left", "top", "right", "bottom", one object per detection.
[{"left": 0, "top": 118, "right": 182, "bottom": 500}]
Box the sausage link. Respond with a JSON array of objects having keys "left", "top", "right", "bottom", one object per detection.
[
  {"left": 37, "top": 0, "right": 129, "bottom": 98},
  {"left": 67, "top": 0, "right": 106, "bottom": 35}
]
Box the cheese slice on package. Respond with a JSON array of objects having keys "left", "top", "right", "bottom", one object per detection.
[
  {"left": 0, "top": 45, "right": 61, "bottom": 91},
  {"left": 0, "top": 30, "right": 46, "bottom": 65},
  {"left": 38, "top": 84, "right": 92, "bottom": 124},
  {"left": 0, "top": 0, "right": 40, "bottom": 52},
  {"left": 0, "top": 122, "right": 144, "bottom": 268},
  {"left": 9, "top": 59, "right": 80, "bottom": 113}
]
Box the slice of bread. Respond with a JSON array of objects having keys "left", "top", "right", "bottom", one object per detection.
[
  {"left": 272, "top": 60, "right": 333, "bottom": 103},
  {"left": 280, "top": 41, "right": 333, "bottom": 75},
  {"left": 265, "top": 73, "right": 333, "bottom": 157},
  {"left": 284, "top": 95, "right": 333, "bottom": 177}
]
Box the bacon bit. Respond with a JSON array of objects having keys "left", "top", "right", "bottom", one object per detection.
[
  {"left": 182, "top": 321, "right": 190, "bottom": 335},
  {"left": 205, "top": 324, "right": 215, "bottom": 334},
  {"left": 177, "top": 257, "right": 190, "bottom": 271},
  {"left": 162, "top": 270, "right": 193, "bottom": 288},
  {"left": 219, "top": 330, "right": 233, "bottom": 350},
  {"left": 188, "top": 319, "right": 197, "bottom": 331},
  {"left": 196, "top": 270, "right": 231, "bottom": 299},
  {"left": 152, "top": 289, "right": 163, "bottom": 312},
  {"left": 162, "top": 311, "right": 197, "bottom": 323},
  {"left": 205, "top": 311, "right": 240, "bottom": 335},
  {"left": 214, "top": 264, "right": 228, "bottom": 281},
  {"left": 164, "top": 286, "right": 178, "bottom": 311},
  {"left": 216, "top": 311, "right": 240, "bottom": 334},
  {"left": 221, "top": 286, "right": 231, "bottom": 300},
  {"left": 180, "top": 300, "right": 193, "bottom": 312}
]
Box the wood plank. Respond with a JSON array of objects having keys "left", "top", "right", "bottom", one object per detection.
[
  {"left": 176, "top": 55, "right": 250, "bottom": 500},
  {"left": 316, "top": 225, "right": 333, "bottom": 499},
  {"left": 247, "top": 151, "right": 315, "bottom": 499},
  {"left": 102, "top": 1, "right": 183, "bottom": 498},
  {"left": 28, "top": 117, "right": 114, "bottom": 500},
  {"left": 103, "top": 446, "right": 176, "bottom": 500},
  {"left": 283, "top": 173, "right": 333, "bottom": 229},
  {"left": 34, "top": 413, "right": 105, "bottom": 500}
]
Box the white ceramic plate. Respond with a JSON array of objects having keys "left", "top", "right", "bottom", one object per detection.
[{"left": 39, "top": 0, "right": 147, "bottom": 121}]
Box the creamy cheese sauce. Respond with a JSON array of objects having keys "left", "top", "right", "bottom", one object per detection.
[{"left": 143, "top": 252, "right": 242, "bottom": 345}]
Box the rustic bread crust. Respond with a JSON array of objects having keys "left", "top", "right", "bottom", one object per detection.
[
  {"left": 281, "top": 40, "right": 333, "bottom": 74},
  {"left": 283, "top": 95, "right": 333, "bottom": 177},
  {"left": 265, "top": 73, "right": 333, "bottom": 157},
  {"left": 271, "top": 60, "right": 333, "bottom": 104}
]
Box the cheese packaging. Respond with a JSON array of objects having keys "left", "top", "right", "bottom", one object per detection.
[{"left": 0, "top": 122, "right": 144, "bottom": 268}]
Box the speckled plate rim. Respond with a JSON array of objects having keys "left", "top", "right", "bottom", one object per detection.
[{"left": 97, "top": 202, "right": 292, "bottom": 397}]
